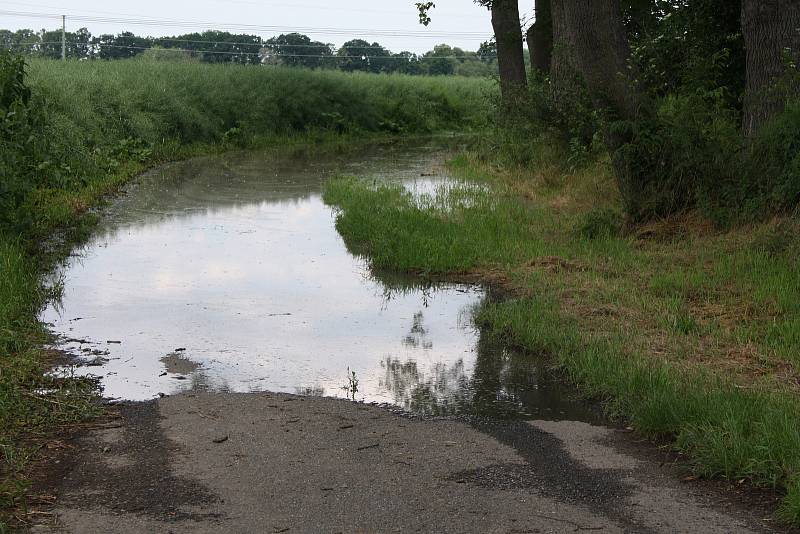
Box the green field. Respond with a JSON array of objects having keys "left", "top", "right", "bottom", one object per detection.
[{"left": 28, "top": 59, "right": 492, "bottom": 144}]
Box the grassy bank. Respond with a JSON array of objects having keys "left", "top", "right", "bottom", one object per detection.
[
  {"left": 0, "top": 56, "right": 494, "bottom": 529},
  {"left": 323, "top": 153, "right": 800, "bottom": 523},
  {"left": 29, "top": 59, "right": 491, "bottom": 145}
]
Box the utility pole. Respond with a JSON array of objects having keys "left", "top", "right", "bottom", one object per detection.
[{"left": 61, "top": 15, "right": 66, "bottom": 61}]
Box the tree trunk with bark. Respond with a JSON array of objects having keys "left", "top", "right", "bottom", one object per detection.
[
  {"left": 526, "top": 0, "right": 552, "bottom": 75},
  {"left": 549, "top": 0, "right": 580, "bottom": 100},
  {"left": 741, "top": 0, "right": 800, "bottom": 137},
  {"left": 558, "top": 0, "right": 641, "bottom": 122},
  {"left": 491, "top": 0, "right": 528, "bottom": 103},
  {"left": 557, "top": 0, "right": 655, "bottom": 218}
]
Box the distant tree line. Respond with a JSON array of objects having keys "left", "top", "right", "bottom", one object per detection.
[{"left": 0, "top": 28, "right": 498, "bottom": 77}]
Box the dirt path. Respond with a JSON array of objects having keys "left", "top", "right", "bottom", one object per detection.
[{"left": 31, "top": 392, "right": 778, "bottom": 533}]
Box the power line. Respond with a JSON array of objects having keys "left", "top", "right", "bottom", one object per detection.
[
  {"left": 2, "top": 0, "right": 484, "bottom": 21},
  {"left": 0, "top": 10, "right": 492, "bottom": 39},
  {"left": 6, "top": 35, "right": 455, "bottom": 51},
  {"left": 2, "top": 34, "right": 483, "bottom": 52},
  {"left": 131, "top": 38, "right": 397, "bottom": 51}
]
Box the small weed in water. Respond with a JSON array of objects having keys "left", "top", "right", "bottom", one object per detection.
[{"left": 343, "top": 367, "right": 359, "bottom": 401}]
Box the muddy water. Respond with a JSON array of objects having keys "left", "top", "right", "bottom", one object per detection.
[{"left": 43, "top": 142, "right": 597, "bottom": 421}]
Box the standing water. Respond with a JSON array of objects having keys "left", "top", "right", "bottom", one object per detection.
[{"left": 43, "top": 142, "right": 596, "bottom": 421}]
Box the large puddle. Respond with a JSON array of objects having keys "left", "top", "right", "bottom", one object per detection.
[{"left": 43, "top": 142, "right": 597, "bottom": 421}]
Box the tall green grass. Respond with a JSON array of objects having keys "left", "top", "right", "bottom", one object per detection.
[
  {"left": 11, "top": 60, "right": 493, "bottom": 239},
  {"left": 28, "top": 60, "right": 493, "bottom": 146},
  {"left": 0, "top": 239, "right": 38, "bottom": 354}
]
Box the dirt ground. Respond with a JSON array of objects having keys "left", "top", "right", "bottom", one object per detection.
[{"left": 29, "top": 392, "right": 787, "bottom": 533}]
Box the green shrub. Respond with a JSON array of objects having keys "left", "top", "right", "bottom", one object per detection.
[
  {"left": 608, "top": 93, "right": 800, "bottom": 224},
  {"left": 0, "top": 52, "right": 100, "bottom": 234},
  {"left": 0, "top": 51, "right": 46, "bottom": 231},
  {"left": 474, "top": 77, "right": 600, "bottom": 169},
  {"left": 613, "top": 93, "right": 740, "bottom": 221},
  {"left": 737, "top": 102, "right": 800, "bottom": 218}
]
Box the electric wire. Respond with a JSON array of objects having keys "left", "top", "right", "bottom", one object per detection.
[
  {"left": 0, "top": 9, "right": 491, "bottom": 39},
  {"left": 1, "top": 0, "right": 484, "bottom": 21}
]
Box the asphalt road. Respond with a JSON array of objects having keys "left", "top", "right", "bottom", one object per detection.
[{"left": 32, "top": 392, "right": 776, "bottom": 533}]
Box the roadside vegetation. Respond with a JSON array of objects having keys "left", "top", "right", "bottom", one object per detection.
[
  {"left": 324, "top": 0, "right": 800, "bottom": 525},
  {"left": 0, "top": 53, "right": 493, "bottom": 529}
]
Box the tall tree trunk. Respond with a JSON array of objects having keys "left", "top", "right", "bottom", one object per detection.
[
  {"left": 491, "top": 0, "right": 527, "bottom": 103},
  {"left": 549, "top": 0, "right": 580, "bottom": 99},
  {"left": 741, "top": 0, "right": 800, "bottom": 137},
  {"left": 526, "top": 0, "right": 552, "bottom": 75},
  {"left": 557, "top": 0, "right": 653, "bottom": 218},
  {"left": 559, "top": 0, "right": 641, "bottom": 122}
]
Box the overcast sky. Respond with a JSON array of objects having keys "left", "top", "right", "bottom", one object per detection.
[{"left": 1, "top": 0, "right": 534, "bottom": 54}]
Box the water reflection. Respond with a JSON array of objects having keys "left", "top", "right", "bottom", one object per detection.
[
  {"left": 382, "top": 312, "right": 598, "bottom": 421},
  {"left": 43, "top": 141, "right": 597, "bottom": 422},
  {"left": 402, "top": 312, "right": 434, "bottom": 350}
]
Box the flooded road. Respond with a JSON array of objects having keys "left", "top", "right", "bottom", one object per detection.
[
  {"left": 43, "top": 142, "right": 594, "bottom": 420},
  {"left": 35, "top": 143, "right": 774, "bottom": 534}
]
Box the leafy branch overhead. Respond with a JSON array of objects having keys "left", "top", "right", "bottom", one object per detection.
[
  {"left": 416, "top": 0, "right": 494, "bottom": 27},
  {"left": 415, "top": 2, "right": 436, "bottom": 26}
]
